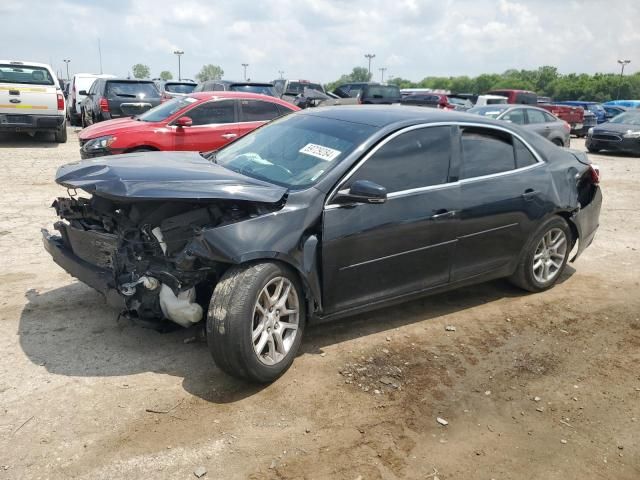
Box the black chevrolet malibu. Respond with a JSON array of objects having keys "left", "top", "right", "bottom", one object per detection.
[{"left": 43, "top": 106, "right": 602, "bottom": 382}]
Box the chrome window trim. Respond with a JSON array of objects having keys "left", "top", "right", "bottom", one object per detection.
[{"left": 324, "top": 121, "right": 545, "bottom": 209}]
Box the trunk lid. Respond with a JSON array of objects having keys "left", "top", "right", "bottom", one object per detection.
[
  {"left": 55, "top": 151, "right": 288, "bottom": 203},
  {"left": 105, "top": 80, "right": 161, "bottom": 118}
]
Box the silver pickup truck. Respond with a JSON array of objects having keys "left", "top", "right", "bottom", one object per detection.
[{"left": 0, "top": 60, "right": 67, "bottom": 142}]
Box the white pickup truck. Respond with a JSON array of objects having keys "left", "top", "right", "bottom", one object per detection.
[{"left": 0, "top": 60, "right": 67, "bottom": 142}]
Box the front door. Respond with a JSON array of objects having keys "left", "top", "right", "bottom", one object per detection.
[
  {"left": 171, "top": 99, "right": 238, "bottom": 151},
  {"left": 322, "top": 125, "right": 460, "bottom": 313}
]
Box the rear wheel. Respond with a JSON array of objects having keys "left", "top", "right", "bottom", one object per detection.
[
  {"left": 207, "top": 262, "right": 305, "bottom": 383},
  {"left": 54, "top": 122, "right": 67, "bottom": 143},
  {"left": 552, "top": 138, "right": 564, "bottom": 147},
  {"left": 509, "top": 216, "right": 572, "bottom": 292}
]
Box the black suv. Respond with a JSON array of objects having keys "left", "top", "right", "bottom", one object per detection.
[
  {"left": 80, "top": 79, "right": 161, "bottom": 127},
  {"left": 333, "top": 82, "right": 401, "bottom": 104},
  {"left": 193, "top": 80, "right": 277, "bottom": 97}
]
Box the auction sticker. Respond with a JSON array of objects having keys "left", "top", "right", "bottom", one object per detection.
[{"left": 299, "top": 143, "right": 341, "bottom": 162}]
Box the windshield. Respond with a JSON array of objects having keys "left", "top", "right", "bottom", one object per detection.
[
  {"left": 137, "top": 96, "right": 197, "bottom": 122},
  {"left": 364, "top": 85, "right": 400, "bottom": 99},
  {"left": 285, "top": 82, "right": 324, "bottom": 95},
  {"left": 230, "top": 84, "right": 276, "bottom": 96},
  {"left": 468, "top": 106, "right": 509, "bottom": 118},
  {"left": 0, "top": 64, "right": 54, "bottom": 85},
  {"left": 214, "top": 114, "right": 376, "bottom": 189},
  {"left": 587, "top": 104, "right": 605, "bottom": 113},
  {"left": 608, "top": 112, "right": 640, "bottom": 125},
  {"left": 165, "top": 83, "right": 196, "bottom": 94},
  {"left": 107, "top": 81, "right": 160, "bottom": 99}
]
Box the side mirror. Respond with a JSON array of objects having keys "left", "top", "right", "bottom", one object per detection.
[
  {"left": 79, "top": 90, "right": 88, "bottom": 96},
  {"left": 337, "top": 180, "right": 387, "bottom": 204},
  {"left": 175, "top": 116, "right": 193, "bottom": 127}
]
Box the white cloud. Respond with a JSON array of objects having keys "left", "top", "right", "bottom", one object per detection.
[{"left": 3, "top": 0, "right": 638, "bottom": 83}]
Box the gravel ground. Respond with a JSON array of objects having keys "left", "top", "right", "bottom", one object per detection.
[{"left": 0, "top": 128, "right": 638, "bottom": 479}]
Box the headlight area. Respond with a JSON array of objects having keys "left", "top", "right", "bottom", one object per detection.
[
  {"left": 82, "top": 135, "right": 117, "bottom": 153},
  {"left": 623, "top": 130, "right": 640, "bottom": 139}
]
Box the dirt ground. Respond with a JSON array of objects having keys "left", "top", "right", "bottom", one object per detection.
[{"left": 0, "top": 128, "right": 638, "bottom": 480}]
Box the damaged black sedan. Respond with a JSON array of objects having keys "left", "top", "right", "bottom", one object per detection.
[{"left": 43, "top": 106, "right": 602, "bottom": 382}]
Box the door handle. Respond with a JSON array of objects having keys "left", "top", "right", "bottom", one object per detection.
[
  {"left": 221, "top": 133, "right": 237, "bottom": 139},
  {"left": 430, "top": 209, "right": 457, "bottom": 220},
  {"left": 522, "top": 189, "right": 539, "bottom": 201}
]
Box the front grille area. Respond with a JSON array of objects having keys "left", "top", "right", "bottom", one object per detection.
[{"left": 593, "top": 133, "right": 622, "bottom": 142}]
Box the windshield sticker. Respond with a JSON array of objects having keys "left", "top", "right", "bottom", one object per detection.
[
  {"left": 184, "top": 97, "right": 197, "bottom": 103},
  {"left": 299, "top": 143, "right": 341, "bottom": 162}
]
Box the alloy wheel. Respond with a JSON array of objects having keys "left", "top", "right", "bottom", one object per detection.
[{"left": 532, "top": 228, "right": 567, "bottom": 284}]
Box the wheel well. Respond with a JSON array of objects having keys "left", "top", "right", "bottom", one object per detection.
[
  {"left": 124, "top": 145, "right": 159, "bottom": 153},
  {"left": 556, "top": 211, "right": 578, "bottom": 248}
]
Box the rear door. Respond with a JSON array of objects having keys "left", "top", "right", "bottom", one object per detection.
[
  {"left": 0, "top": 63, "right": 58, "bottom": 119},
  {"left": 237, "top": 99, "right": 290, "bottom": 138},
  {"left": 525, "top": 108, "right": 552, "bottom": 139},
  {"left": 171, "top": 99, "right": 238, "bottom": 151}
]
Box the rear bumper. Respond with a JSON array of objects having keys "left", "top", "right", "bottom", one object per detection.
[
  {"left": 42, "top": 227, "right": 125, "bottom": 309},
  {"left": 571, "top": 187, "right": 602, "bottom": 261},
  {"left": 0, "top": 113, "right": 64, "bottom": 132}
]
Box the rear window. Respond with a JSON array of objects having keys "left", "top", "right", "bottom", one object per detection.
[
  {"left": 164, "top": 83, "right": 196, "bottom": 94},
  {"left": 285, "top": 82, "right": 324, "bottom": 95},
  {"left": 363, "top": 85, "right": 401, "bottom": 99},
  {"left": 229, "top": 84, "right": 275, "bottom": 96},
  {"left": 0, "top": 64, "right": 54, "bottom": 85},
  {"left": 106, "top": 81, "right": 160, "bottom": 98}
]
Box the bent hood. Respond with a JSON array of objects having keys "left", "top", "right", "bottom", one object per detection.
[{"left": 55, "top": 151, "right": 288, "bottom": 203}]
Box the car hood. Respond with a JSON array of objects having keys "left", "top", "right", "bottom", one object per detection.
[
  {"left": 78, "top": 117, "right": 158, "bottom": 140},
  {"left": 55, "top": 151, "right": 288, "bottom": 203},
  {"left": 594, "top": 122, "right": 639, "bottom": 133}
]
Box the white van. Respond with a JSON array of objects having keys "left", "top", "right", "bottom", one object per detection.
[
  {"left": 474, "top": 94, "right": 508, "bottom": 107},
  {"left": 67, "top": 73, "right": 115, "bottom": 126}
]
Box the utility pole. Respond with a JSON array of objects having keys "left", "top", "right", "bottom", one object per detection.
[
  {"left": 174, "top": 50, "right": 184, "bottom": 81},
  {"left": 242, "top": 63, "right": 249, "bottom": 81},
  {"left": 278, "top": 70, "right": 284, "bottom": 79},
  {"left": 379, "top": 67, "right": 387, "bottom": 83},
  {"left": 364, "top": 53, "right": 376, "bottom": 79},
  {"left": 616, "top": 59, "right": 631, "bottom": 100},
  {"left": 98, "top": 38, "right": 103, "bottom": 74},
  {"left": 63, "top": 59, "right": 71, "bottom": 81}
]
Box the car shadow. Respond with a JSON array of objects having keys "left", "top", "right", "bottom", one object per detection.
[
  {"left": 18, "top": 267, "right": 575, "bottom": 404},
  {"left": 0, "top": 131, "right": 62, "bottom": 148}
]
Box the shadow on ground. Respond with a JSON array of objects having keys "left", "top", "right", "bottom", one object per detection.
[
  {"left": 18, "top": 267, "right": 574, "bottom": 404},
  {"left": 0, "top": 131, "right": 62, "bottom": 148}
]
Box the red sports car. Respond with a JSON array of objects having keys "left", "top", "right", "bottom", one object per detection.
[{"left": 78, "top": 92, "right": 299, "bottom": 158}]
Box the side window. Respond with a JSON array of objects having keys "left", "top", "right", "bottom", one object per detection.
[
  {"left": 514, "top": 138, "right": 538, "bottom": 168},
  {"left": 542, "top": 111, "right": 557, "bottom": 122},
  {"left": 460, "top": 127, "right": 515, "bottom": 179},
  {"left": 502, "top": 109, "right": 525, "bottom": 125},
  {"left": 276, "top": 104, "right": 295, "bottom": 117},
  {"left": 348, "top": 126, "right": 451, "bottom": 193},
  {"left": 184, "top": 100, "right": 235, "bottom": 125},
  {"left": 240, "top": 100, "right": 281, "bottom": 122},
  {"left": 526, "top": 109, "right": 547, "bottom": 124}
]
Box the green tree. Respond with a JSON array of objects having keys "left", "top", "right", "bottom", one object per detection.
[
  {"left": 159, "top": 70, "right": 173, "bottom": 81},
  {"left": 132, "top": 64, "right": 150, "bottom": 79},
  {"left": 196, "top": 64, "right": 224, "bottom": 82},
  {"left": 350, "top": 67, "right": 372, "bottom": 82}
]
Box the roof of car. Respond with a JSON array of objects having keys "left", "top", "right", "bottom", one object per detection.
[
  {"left": 207, "top": 80, "right": 274, "bottom": 86},
  {"left": 188, "top": 91, "right": 298, "bottom": 108},
  {"left": 299, "top": 105, "right": 510, "bottom": 128}
]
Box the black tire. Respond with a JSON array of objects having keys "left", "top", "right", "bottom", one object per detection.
[
  {"left": 587, "top": 146, "right": 600, "bottom": 153},
  {"left": 509, "top": 216, "right": 572, "bottom": 293},
  {"left": 54, "top": 122, "right": 67, "bottom": 143},
  {"left": 207, "top": 262, "right": 306, "bottom": 383},
  {"left": 551, "top": 138, "right": 564, "bottom": 147}
]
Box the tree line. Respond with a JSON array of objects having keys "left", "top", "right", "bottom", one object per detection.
[{"left": 129, "top": 64, "right": 225, "bottom": 82}]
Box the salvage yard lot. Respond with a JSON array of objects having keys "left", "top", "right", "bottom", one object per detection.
[{"left": 0, "top": 128, "right": 638, "bottom": 479}]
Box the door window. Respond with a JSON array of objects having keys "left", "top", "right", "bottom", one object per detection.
[
  {"left": 514, "top": 138, "right": 538, "bottom": 168},
  {"left": 348, "top": 126, "right": 451, "bottom": 193},
  {"left": 460, "top": 127, "right": 515, "bottom": 179},
  {"left": 184, "top": 100, "right": 235, "bottom": 125},
  {"left": 526, "top": 109, "right": 547, "bottom": 124},
  {"left": 542, "top": 111, "right": 557, "bottom": 122},
  {"left": 240, "top": 100, "right": 282, "bottom": 122},
  {"left": 501, "top": 109, "right": 525, "bottom": 125}
]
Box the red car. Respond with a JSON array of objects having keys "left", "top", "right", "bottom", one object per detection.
[{"left": 78, "top": 92, "right": 299, "bottom": 158}]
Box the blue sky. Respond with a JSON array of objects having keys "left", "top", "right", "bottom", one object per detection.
[{"left": 2, "top": 0, "right": 638, "bottom": 82}]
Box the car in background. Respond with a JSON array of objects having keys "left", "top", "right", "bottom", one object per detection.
[
  {"left": 0, "top": 60, "right": 67, "bottom": 142},
  {"left": 156, "top": 80, "right": 197, "bottom": 100},
  {"left": 273, "top": 79, "right": 325, "bottom": 101},
  {"left": 400, "top": 93, "right": 453, "bottom": 109},
  {"left": 193, "top": 80, "right": 277, "bottom": 97},
  {"left": 536, "top": 103, "right": 586, "bottom": 137},
  {"left": 67, "top": 73, "right": 116, "bottom": 126},
  {"left": 468, "top": 104, "right": 570, "bottom": 146},
  {"left": 44, "top": 106, "right": 602, "bottom": 382},
  {"left": 77, "top": 91, "right": 298, "bottom": 158},
  {"left": 602, "top": 105, "right": 627, "bottom": 121},
  {"left": 556, "top": 101, "right": 607, "bottom": 124},
  {"left": 586, "top": 111, "right": 640, "bottom": 155},
  {"left": 80, "top": 78, "right": 161, "bottom": 127},
  {"left": 474, "top": 94, "right": 508, "bottom": 107},
  {"left": 604, "top": 100, "right": 640, "bottom": 109},
  {"left": 487, "top": 89, "right": 537, "bottom": 104},
  {"left": 331, "top": 83, "right": 401, "bottom": 105},
  {"left": 448, "top": 96, "right": 474, "bottom": 111}
]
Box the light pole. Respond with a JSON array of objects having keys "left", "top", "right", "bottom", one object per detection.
[
  {"left": 364, "top": 54, "right": 375, "bottom": 79},
  {"left": 242, "top": 63, "right": 249, "bottom": 81},
  {"left": 63, "top": 59, "right": 71, "bottom": 81},
  {"left": 278, "top": 70, "right": 284, "bottom": 79},
  {"left": 173, "top": 50, "right": 184, "bottom": 81},
  {"left": 616, "top": 59, "right": 631, "bottom": 100},
  {"left": 379, "top": 67, "right": 387, "bottom": 83}
]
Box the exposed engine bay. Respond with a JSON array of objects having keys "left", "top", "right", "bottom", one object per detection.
[{"left": 51, "top": 194, "right": 282, "bottom": 327}]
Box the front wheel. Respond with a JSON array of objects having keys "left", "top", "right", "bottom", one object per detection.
[
  {"left": 207, "top": 262, "right": 305, "bottom": 383},
  {"left": 509, "top": 216, "right": 572, "bottom": 292}
]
